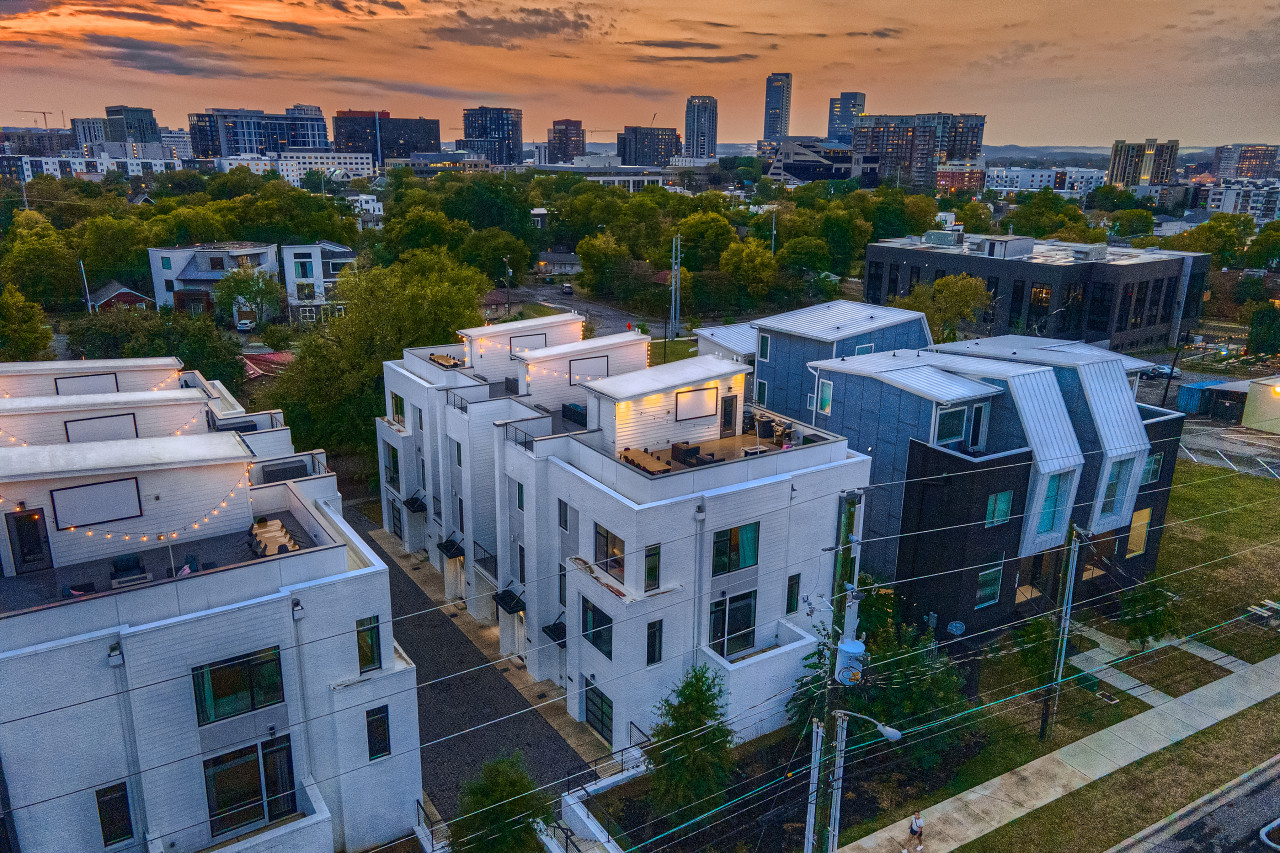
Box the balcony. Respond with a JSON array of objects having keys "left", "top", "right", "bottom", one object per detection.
[
  {"left": 696, "top": 619, "right": 817, "bottom": 739},
  {"left": 445, "top": 379, "right": 521, "bottom": 413},
  {"left": 473, "top": 541, "right": 498, "bottom": 580}
]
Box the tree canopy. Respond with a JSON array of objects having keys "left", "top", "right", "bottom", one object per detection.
[
  {"left": 644, "top": 664, "right": 737, "bottom": 819},
  {"left": 891, "top": 273, "right": 992, "bottom": 342},
  {"left": 66, "top": 307, "right": 244, "bottom": 390},
  {"left": 0, "top": 284, "right": 52, "bottom": 360},
  {"left": 452, "top": 752, "right": 552, "bottom": 853}
]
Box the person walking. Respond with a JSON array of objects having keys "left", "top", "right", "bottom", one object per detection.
[{"left": 901, "top": 811, "right": 924, "bottom": 852}]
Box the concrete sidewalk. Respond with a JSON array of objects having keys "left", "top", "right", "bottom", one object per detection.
[{"left": 838, "top": 651, "right": 1280, "bottom": 853}]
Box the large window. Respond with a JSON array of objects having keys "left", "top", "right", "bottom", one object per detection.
[
  {"left": 366, "top": 705, "right": 391, "bottom": 760},
  {"left": 786, "top": 573, "right": 801, "bottom": 615},
  {"left": 382, "top": 442, "right": 400, "bottom": 492},
  {"left": 817, "top": 380, "right": 833, "bottom": 415},
  {"left": 712, "top": 522, "right": 759, "bottom": 576},
  {"left": 192, "top": 648, "right": 284, "bottom": 726},
  {"left": 581, "top": 597, "right": 613, "bottom": 659},
  {"left": 357, "top": 616, "right": 381, "bottom": 674},
  {"left": 758, "top": 333, "right": 770, "bottom": 362},
  {"left": 1037, "top": 472, "right": 1070, "bottom": 534},
  {"left": 558, "top": 499, "right": 569, "bottom": 531},
  {"left": 95, "top": 783, "right": 134, "bottom": 847},
  {"left": 594, "top": 523, "right": 625, "bottom": 582},
  {"left": 203, "top": 737, "right": 295, "bottom": 837},
  {"left": 1141, "top": 453, "right": 1163, "bottom": 486},
  {"left": 985, "top": 491, "right": 1013, "bottom": 527},
  {"left": 294, "top": 260, "right": 314, "bottom": 279},
  {"left": 646, "top": 620, "right": 663, "bottom": 666},
  {"left": 390, "top": 393, "right": 405, "bottom": 426},
  {"left": 1126, "top": 508, "right": 1152, "bottom": 558},
  {"left": 976, "top": 562, "right": 1002, "bottom": 608},
  {"left": 583, "top": 677, "right": 613, "bottom": 745},
  {"left": 756, "top": 380, "right": 767, "bottom": 407},
  {"left": 1100, "top": 458, "right": 1134, "bottom": 515},
  {"left": 935, "top": 408, "right": 966, "bottom": 444},
  {"left": 710, "top": 591, "right": 757, "bottom": 658},
  {"left": 645, "top": 544, "right": 661, "bottom": 592}
]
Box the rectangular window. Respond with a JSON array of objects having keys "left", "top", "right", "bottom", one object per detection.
[
  {"left": 645, "top": 544, "right": 661, "bottom": 592},
  {"left": 581, "top": 597, "right": 613, "bottom": 659},
  {"left": 203, "top": 736, "right": 295, "bottom": 837},
  {"left": 1141, "top": 453, "right": 1163, "bottom": 486},
  {"left": 712, "top": 522, "right": 760, "bottom": 576},
  {"left": 558, "top": 499, "right": 569, "bottom": 531},
  {"left": 854, "top": 343, "right": 875, "bottom": 355},
  {"left": 457, "top": 498, "right": 464, "bottom": 534},
  {"left": 161, "top": 255, "right": 172, "bottom": 270},
  {"left": 976, "top": 562, "right": 1002, "bottom": 608},
  {"left": 382, "top": 442, "right": 400, "bottom": 492},
  {"left": 516, "top": 481, "right": 525, "bottom": 511},
  {"left": 390, "top": 393, "right": 405, "bottom": 426},
  {"left": 298, "top": 306, "right": 315, "bottom": 322},
  {"left": 646, "top": 620, "right": 663, "bottom": 666},
  {"left": 192, "top": 648, "right": 284, "bottom": 726},
  {"left": 758, "top": 333, "right": 770, "bottom": 362},
  {"left": 454, "top": 440, "right": 462, "bottom": 467},
  {"left": 710, "top": 590, "right": 757, "bottom": 657},
  {"left": 985, "top": 491, "right": 1013, "bottom": 527},
  {"left": 817, "top": 380, "right": 833, "bottom": 415},
  {"left": 1126, "top": 507, "right": 1152, "bottom": 558},
  {"left": 414, "top": 406, "right": 423, "bottom": 431},
  {"left": 806, "top": 393, "right": 815, "bottom": 410},
  {"left": 786, "top": 573, "right": 801, "bottom": 615},
  {"left": 518, "top": 545, "right": 526, "bottom": 584},
  {"left": 366, "top": 705, "right": 391, "bottom": 760},
  {"left": 1101, "top": 458, "right": 1134, "bottom": 515},
  {"left": 209, "top": 256, "right": 225, "bottom": 271},
  {"left": 164, "top": 279, "right": 175, "bottom": 293},
  {"left": 970, "top": 403, "right": 988, "bottom": 450},
  {"left": 559, "top": 562, "right": 567, "bottom": 606},
  {"left": 1037, "top": 472, "right": 1070, "bottom": 534},
  {"left": 95, "top": 783, "right": 134, "bottom": 847},
  {"left": 357, "top": 616, "right": 381, "bottom": 673},
  {"left": 594, "top": 523, "right": 625, "bottom": 582},
  {"left": 935, "top": 407, "right": 966, "bottom": 444},
  {"left": 293, "top": 260, "right": 314, "bottom": 279},
  {"left": 756, "top": 379, "right": 767, "bottom": 407}
]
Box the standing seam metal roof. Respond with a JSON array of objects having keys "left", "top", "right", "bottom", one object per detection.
[
  {"left": 810, "top": 355, "right": 1002, "bottom": 405},
  {"left": 694, "top": 323, "right": 757, "bottom": 356},
  {"left": 751, "top": 300, "right": 928, "bottom": 342},
  {"left": 1077, "top": 359, "right": 1150, "bottom": 454}
]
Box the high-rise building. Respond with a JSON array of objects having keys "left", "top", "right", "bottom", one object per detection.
[
  {"left": 105, "top": 105, "right": 160, "bottom": 145},
  {"left": 616, "top": 126, "right": 682, "bottom": 167},
  {"left": 71, "top": 117, "right": 107, "bottom": 148},
  {"left": 847, "top": 112, "right": 985, "bottom": 188},
  {"left": 683, "top": 96, "right": 718, "bottom": 159},
  {"left": 1212, "top": 144, "right": 1279, "bottom": 181},
  {"left": 826, "top": 92, "right": 866, "bottom": 143},
  {"left": 159, "top": 127, "right": 193, "bottom": 160},
  {"left": 1106, "top": 139, "right": 1180, "bottom": 188},
  {"left": 333, "top": 110, "right": 441, "bottom": 163},
  {"left": 188, "top": 106, "right": 330, "bottom": 158},
  {"left": 0, "top": 127, "right": 74, "bottom": 157},
  {"left": 547, "top": 118, "right": 586, "bottom": 164},
  {"left": 457, "top": 106, "right": 524, "bottom": 166},
  {"left": 763, "top": 73, "right": 792, "bottom": 140}
]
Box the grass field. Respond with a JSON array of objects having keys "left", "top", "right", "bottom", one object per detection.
[
  {"left": 1112, "top": 645, "right": 1231, "bottom": 697},
  {"left": 648, "top": 338, "right": 698, "bottom": 365}
]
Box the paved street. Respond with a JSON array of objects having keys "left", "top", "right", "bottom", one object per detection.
[
  {"left": 523, "top": 281, "right": 655, "bottom": 336},
  {"left": 343, "top": 509, "right": 592, "bottom": 820},
  {"left": 1140, "top": 772, "right": 1280, "bottom": 852}
]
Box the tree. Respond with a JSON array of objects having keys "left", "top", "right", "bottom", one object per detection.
[
  {"left": 903, "top": 194, "right": 940, "bottom": 235},
  {"left": 78, "top": 215, "right": 152, "bottom": 287},
  {"left": 1111, "top": 208, "right": 1154, "bottom": 237},
  {"left": 1249, "top": 304, "right": 1280, "bottom": 355},
  {"left": 776, "top": 236, "right": 831, "bottom": 277},
  {"left": 384, "top": 207, "right": 471, "bottom": 258},
  {"left": 1013, "top": 618, "right": 1058, "bottom": 741},
  {"left": 719, "top": 238, "right": 778, "bottom": 298},
  {"left": 0, "top": 284, "right": 52, "bottom": 360},
  {"left": 0, "top": 210, "right": 81, "bottom": 307},
  {"left": 66, "top": 307, "right": 244, "bottom": 390},
  {"left": 1086, "top": 184, "right": 1141, "bottom": 212},
  {"left": 452, "top": 752, "right": 551, "bottom": 853},
  {"left": 576, "top": 233, "right": 633, "bottom": 300},
  {"left": 213, "top": 268, "right": 285, "bottom": 328},
  {"left": 956, "top": 201, "right": 993, "bottom": 235},
  {"left": 206, "top": 166, "right": 265, "bottom": 200},
  {"left": 673, "top": 212, "right": 736, "bottom": 271},
  {"left": 1119, "top": 584, "right": 1180, "bottom": 649},
  {"left": 1002, "top": 187, "right": 1089, "bottom": 238},
  {"left": 818, "top": 209, "right": 872, "bottom": 275},
  {"left": 891, "top": 273, "right": 991, "bottom": 342},
  {"left": 459, "top": 227, "right": 531, "bottom": 284},
  {"left": 300, "top": 170, "right": 326, "bottom": 194},
  {"left": 1244, "top": 221, "right": 1280, "bottom": 270},
  {"left": 644, "top": 665, "right": 736, "bottom": 819},
  {"left": 1161, "top": 213, "right": 1255, "bottom": 267}
]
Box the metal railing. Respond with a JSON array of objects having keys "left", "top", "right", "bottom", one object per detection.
[
  {"left": 310, "top": 451, "right": 331, "bottom": 474},
  {"left": 505, "top": 422, "right": 537, "bottom": 452},
  {"left": 546, "top": 820, "right": 585, "bottom": 853},
  {"left": 473, "top": 541, "right": 498, "bottom": 577},
  {"left": 445, "top": 390, "right": 469, "bottom": 413},
  {"left": 416, "top": 800, "right": 449, "bottom": 849}
]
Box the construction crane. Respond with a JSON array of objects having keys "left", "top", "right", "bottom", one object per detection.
[
  {"left": 585, "top": 129, "right": 619, "bottom": 138},
  {"left": 16, "top": 110, "right": 54, "bottom": 129}
]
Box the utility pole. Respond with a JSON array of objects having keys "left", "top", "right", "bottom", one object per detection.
[
  {"left": 825, "top": 713, "right": 849, "bottom": 853},
  {"left": 771, "top": 210, "right": 777, "bottom": 254},
  {"left": 802, "top": 717, "right": 824, "bottom": 853},
  {"left": 21, "top": 179, "right": 29, "bottom": 210},
  {"left": 1160, "top": 326, "right": 1192, "bottom": 408},
  {"left": 79, "top": 260, "right": 91, "bottom": 312},
  {"left": 1048, "top": 526, "right": 1084, "bottom": 741},
  {"left": 667, "top": 234, "right": 681, "bottom": 362}
]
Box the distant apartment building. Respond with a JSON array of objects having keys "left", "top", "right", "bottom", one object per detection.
[
  {"left": 457, "top": 106, "right": 524, "bottom": 166},
  {"left": 765, "top": 138, "right": 879, "bottom": 184},
  {"left": 332, "top": 110, "right": 441, "bottom": 163},
  {"left": 213, "top": 151, "right": 376, "bottom": 187},
  {"left": 0, "top": 356, "right": 423, "bottom": 853},
  {"left": 936, "top": 159, "right": 986, "bottom": 192},
  {"left": 148, "top": 242, "right": 279, "bottom": 316},
  {"left": 188, "top": 105, "right": 330, "bottom": 158},
  {"left": 0, "top": 127, "right": 75, "bottom": 157},
  {"left": 1107, "top": 139, "right": 1179, "bottom": 188},
  {"left": 0, "top": 153, "right": 180, "bottom": 184},
  {"left": 683, "top": 96, "right": 718, "bottom": 159},
  {"left": 71, "top": 117, "right": 107, "bottom": 148},
  {"left": 617, "top": 126, "right": 682, "bottom": 167},
  {"left": 985, "top": 166, "right": 1107, "bottom": 198},
  {"left": 159, "top": 127, "right": 194, "bottom": 160},
  {"left": 826, "top": 91, "right": 866, "bottom": 143},
  {"left": 1211, "top": 144, "right": 1279, "bottom": 181},
  {"left": 864, "top": 231, "right": 1210, "bottom": 350},
  {"left": 762, "top": 72, "right": 793, "bottom": 140},
  {"left": 547, "top": 118, "right": 586, "bottom": 164},
  {"left": 105, "top": 105, "right": 160, "bottom": 144},
  {"left": 846, "top": 112, "right": 986, "bottom": 189},
  {"left": 281, "top": 240, "right": 356, "bottom": 322},
  {"left": 1206, "top": 180, "right": 1280, "bottom": 226}
]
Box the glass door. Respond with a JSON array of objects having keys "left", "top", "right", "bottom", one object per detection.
[
  {"left": 583, "top": 676, "right": 613, "bottom": 745},
  {"left": 6, "top": 510, "right": 52, "bottom": 573}
]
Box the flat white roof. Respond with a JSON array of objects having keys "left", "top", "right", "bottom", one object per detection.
[
  {"left": 810, "top": 352, "right": 1003, "bottom": 405},
  {"left": 695, "top": 323, "right": 756, "bottom": 356},
  {"left": 933, "top": 336, "right": 1151, "bottom": 372},
  {"left": 0, "top": 388, "right": 208, "bottom": 415},
  {"left": 0, "top": 357, "right": 182, "bottom": 377},
  {"left": 1, "top": 433, "right": 250, "bottom": 481},
  {"left": 516, "top": 332, "right": 649, "bottom": 363},
  {"left": 456, "top": 313, "right": 582, "bottom": 340},
  {"left": 584, "top": 355, "right": 745, "bottom": 401},
  {"left": 752, "top": 300, "right": 927, "bottom": 342}
]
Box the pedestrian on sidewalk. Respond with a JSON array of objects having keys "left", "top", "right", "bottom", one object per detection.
[{"left": 902, "top": 811, "right": 924, "bottom": 852}]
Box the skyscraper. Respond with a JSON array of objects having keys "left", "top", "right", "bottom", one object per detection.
[
  {"left": 1212, "top": 144, "right": 1279, "bottom": 181},
  {"left": 683, "top": 96, "right": 718, "bottom": 158},
  {"left": 458, "top": 106, "right": 524, "bottom": 165},
  {"left": 826, "top": 92, "right": 866, "bottom": 143},
  {"left": 617, "top": 126, "right": 682, "bottom": 167},
  {"left": 847, "top": 112, "right": 985, "bottom": 188},
  {"left": 547, "top": 119, "right": 586, "bottom": 164},
  {"left": 763, "top": 73, "right": 792, "bottom": 140},
  {"left": 333, "top": 110, "right": 441, "bottom": 163},
  {"left": 104, "top": 106, "right": 160, "bottom": 145},
  {"left": 1106, "top": 139, "right": 1180, "bottom": 188},
  {"left": 188, "top": 106, "right": 329, "bottom": 157},
  {"left": 71, "top": 117, "right": 107, "bottom": 148}
]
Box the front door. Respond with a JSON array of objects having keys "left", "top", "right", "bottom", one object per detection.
[
  {"left": 6, "top": 510, "right": 52, "bottom": 573},
  {"left": 720, "top": 395, "right": 738, "bottom": 439},
  {"left": 444, "top": 555, "right": 464, "bottom": 600},
  {"left": 514, "top": 611, "right": 527, "bottom": 660}
]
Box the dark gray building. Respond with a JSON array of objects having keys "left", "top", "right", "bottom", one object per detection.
[
  {"left": 617, "top": 126, "right": 682, "bottom": 167},
  {"left": 683, "top": 96, "right": 718, "bottom": 159},
  {"left": 105, "top": 106, "right": 160, "bottom": 145},
  {"left": 826, "top": 91, "right": 866, "bottom": 143},
  {"left": 458, "top": 106, "right": 523, "bottom": 166},
  {"left": 864, "top": 232, "right": 1210, "bottom": 350},
  {"left": 547, "top": 118, "right": 586, "bottom": 164},
  {"left": 765, "top": 138, "right": 878, "bottom": 184},
  {"left": 188, "top": 106, "right": 329, "bottom": 157},
  {"left": 763, "top": 72, "right": 792, "bottom": 140},
  {"left": 848, "top": 112, "right": 985, "bottom": 188}
]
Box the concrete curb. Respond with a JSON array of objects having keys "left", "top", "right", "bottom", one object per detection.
[{"left": 1103, "top": 751, "right": 1280, "bottom": 852}]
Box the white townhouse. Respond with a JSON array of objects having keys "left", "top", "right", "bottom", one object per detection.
[
  {"left": 0, "top": 358, "right": 423, "bottom": 853},
  {"left": 281, "top": 241, "right": 357, "bottom": 323},
  {"left": 148, "top": 242, "right": 280, "bottom": 318}
]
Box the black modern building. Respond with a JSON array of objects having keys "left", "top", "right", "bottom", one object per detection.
[
  {"left": 617, "top": 126, "right": 682, "bottom": 167},
  {"left": 547, "top": 119, "right": 586, "bottom": 164},
  {"left": 333, "top": 111, "right": 441, "bottom": 163},
  {"left": 188, "top": 106, "right": 329, "bottom": 157},
  {"left": 826, "top": 92, "right": 866, "bottom": 143},
  {"left": 458, "top": 107, "right": 523, "bottom": 166},
  {"left": 864, "top": 233, "right": 1210, "bottom": 351},
  {"left": 765, "top": 138, "right": 879, "bottom": 184},
  {"left": 105, "top": 106, "right": 160, "bottom": 145}
]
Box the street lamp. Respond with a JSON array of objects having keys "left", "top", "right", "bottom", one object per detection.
[{"left": 839, "top": 711, "right": 902, "bottom": 741}]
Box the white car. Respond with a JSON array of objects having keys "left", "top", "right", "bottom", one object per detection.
[{"left": 236, "top": 319, "right": 254, "bottom": 333}]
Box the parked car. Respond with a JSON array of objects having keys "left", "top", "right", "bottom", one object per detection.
[
  {"left": 236, "top": 319, "right": 254, "bottom": 333},
  {"left": 561, "top": 282, "right": 573, "bottom": 295},
  {"left": 1141, "top": 365, "right": 1182, "bottom": 380}
]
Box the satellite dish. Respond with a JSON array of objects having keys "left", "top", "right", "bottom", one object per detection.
[{"left": 946, "top": 620, "right": 966, "bottom": 637}]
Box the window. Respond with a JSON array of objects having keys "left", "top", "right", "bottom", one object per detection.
[
  {"left": 454, "top": 440, "right": 462, "bottom": 467},
  {"left": 298, "top": 306, "right": 315, "bottom": 322},
  {"left": 854, "top": 343, "right": 875, "bottom": 355},
  {"left": 366, "top": 705, "right": 391, "bottom": 760},
  {"left": 559, "top": 562, "right": 567, "bottom": 606},
  {"left": 976, "top": 562, "right": 1002, "bottom": 608},
  {"left": 583, "top": 676, "right": 613, "bottom": 745},
  {"left": 414, "top": 406, "right": 423, "bottom": 431},
  {"left": 645, "top": 544, "right": 661, "bottom": 592},
  {"left": 203, "top": 737, "right": 295, "bottom": 837},
  {"left": 935, "top": 407, "right": 966, "bottom": 444},
  {"left": 985, "top": 491, "right": 1013, "bottom": 527},
  {"left": 95, "top": 783, "right": 134, "bottom": 847},
  {"left": 1100, "top": 459, "right": 1134, "bottom": 515},
  {"left": 1037, "top": 472, "right": 1070, "bottom": 534},
  {"left": 293, "top": 260, "right": 313, "bottom": 279},
  {"left": 390, "top": 393, "right": 405, "bottom": 426},
  {"left": 581, "top": 597, "right": 613, "bottom": 659},
  {"left": 297, "top": 281, "right": 316, "bottom": 301},
  {"left": 209, "top": 256, "right": 225, "bottom": 271},
  {"left": 457, "top": 498, "right": 464, "bottom": 534},
  {"left": 1141, "top": 453, "right": 1163, "bottom": 486},
  {"left": 1126, "top": 508, "right": 1152, "bottom": 558},
  {"left": 786, "top": 573, "right": 801, "bottom": 615},
  {"left": 710, "top": 590, "right": 757, "bottom": 657},
  {"left": 558, "top": 499, "right": 569, "bottom": 531},
  {"left": 806, "top": 393, "right": 815, "bottom": 410},
  {"left": 357, "top": 616, "right": 381, "bottom": 673},
  {"left": 970, "top": 403, "right": 988, "bottom": 450},
  {"left": 594, "top": 523, "right": 625, "bottom": 582},
  {"left": 756, "top": 380, "right": 767, "bottom": 407},
  {"left": 164, "top": 279, "right": 175, "bottom": 293},
  {"left": 192, "top": 648, "right": 284, "bottom": 726},
  {"left": 712, "top": 522, "right": 760, "bottom": 576},
  {"left": 518, "top": 545, "right": 526, "bottom": 584},
  {"left": 160, "top": 255, "right": 172, "bottom": 270},
  {"left": 817, "top": 380, "right": 833, "bottom": 415},
  {"left": 516, "top": 481, "right": 524, "bottom": 511},
  {"left": 758, "top": 333, "right": 771, "bottom": 362},
  {"left": 646, "top": 620, "right": 663, "bottom": 665},
  {"left": 382, "top": 442, "right": 400, "bottom": 492}
]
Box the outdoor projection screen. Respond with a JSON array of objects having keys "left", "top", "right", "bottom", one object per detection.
[
  {"left": 568, "top": 356, "right": 609, "bottom": 385},
  {"left": 54, "top": 373, "right": 119, "bottom": 395},
  {"left": 50, "top": 478, "right": 143, "bottom": 529},
  {"left": 64, "top": 413, "right": 139, "bottom": 443},
  {"left": 675, "top": 387, "right": 719, "bottom": 421},
  {"left": 508, "top": 333, "right": 547, "bottom": 356}
]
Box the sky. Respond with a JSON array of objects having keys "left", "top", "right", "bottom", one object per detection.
[{"left": 1, "top": 0, "right": 1278, "bottom": 147}]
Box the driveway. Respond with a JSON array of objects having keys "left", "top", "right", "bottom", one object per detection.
[{"left": 343, "top": 509, "right": 592, "bottom": 820}]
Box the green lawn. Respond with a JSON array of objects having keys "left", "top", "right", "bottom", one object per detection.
[
  {"left": 518, "top": 302, "right": 561, "bottom": 319},
  {"left": 1112, "top": 645, "right": 1231, "bottom": 697},
  {"left": 648, "top": 338, "right": 698, "bottom": 365}
]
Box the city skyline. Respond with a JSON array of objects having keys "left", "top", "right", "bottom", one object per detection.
[{"left": 0, "top": 0, "right": 1277, "bottom": 146}]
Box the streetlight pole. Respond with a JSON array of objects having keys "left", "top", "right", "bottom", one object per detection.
[
  {"left": 1048, "top": 525, "right": 1085, "bottom": 740},
  {"left": 802, "top": 717, "right": 824, "bottom": 853},
  {"left": 827, "top": 711, "right": 902, "bottom": 853}
]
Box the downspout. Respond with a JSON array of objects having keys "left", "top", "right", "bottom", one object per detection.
[
  {"left": 691, "top": 500, "right": 707, "bottom": 664},
  {"left": 806, "top": 342, "right": 836, "bottom": 427}
]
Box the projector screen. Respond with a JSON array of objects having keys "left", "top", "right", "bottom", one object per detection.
[
  {"left": 508, "top": 333, "right": 547, "bottom": 356},
  {"left": 64, "top": 413, "right": 138, "bottom": 443},
  {"left": 675, "top": 387, "right": 719, "bottom": 421},
  {"left": 55, "top": 373, "right": 119, "bottom": 396},
  {"left": 568, "top": 355, "right": 609, "bottom": 385},
  {"left": 50, "top": 478, "right": 143, "bottom": 529}
]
